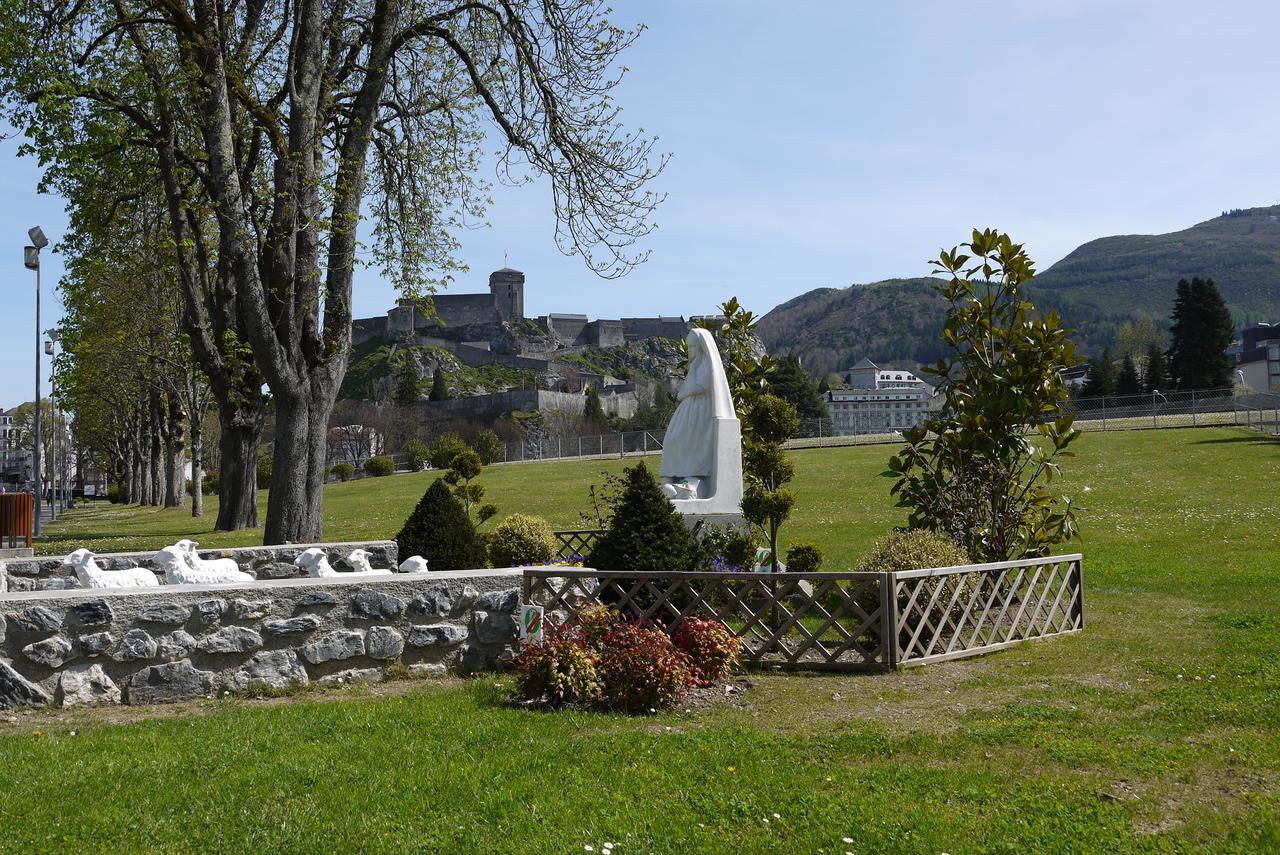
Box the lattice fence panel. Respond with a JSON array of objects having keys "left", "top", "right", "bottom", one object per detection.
[
  {"left": 523, "top": 570, "right": 890, "bottom": 671},
  {"left": 892, "top": 555, "right": 1084, "bottom": 667},
  {"left": 551, "top": 530, "right": 603, "bottom": 563}
]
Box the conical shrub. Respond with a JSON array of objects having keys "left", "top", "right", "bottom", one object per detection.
[
  {"left": 590, "top": 462, "right": 699, "bottom": 573},
  {"left": 395, "top": 479, "right": 488, "bottom": 572}
]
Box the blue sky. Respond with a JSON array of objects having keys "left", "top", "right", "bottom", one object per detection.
[{"left": 3, "top": 0, "right": 1279, "bottom": 405}]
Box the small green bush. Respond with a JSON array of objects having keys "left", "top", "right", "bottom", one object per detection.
[
  {"left": 364, "top": 456, "right": 395, "bottom": 477},
  {"left": 698, "top": 523, "right": 759, "bottom": 572},
  {"left": 106, "top": 485, "right": 123, "bottom": 504},
  {"left": 785, "top": 541, "right": 824, "bottom": 574},
  {"left": 201, "top": 469, "right": 219, "bottom": 495},
  {"left": 395, "top": 479, "right": 488, "bottom": 572},
  {"left": 402, "top": 438, "right": 430, "bottom": 472},
  {"left": 856, "top": 529, "right": 970, "bottom": 573},
  {"left": 256, "top": 452, "right": 272, "bottom": 488},
  {"left": 429, "top": 432, "right": 469, "bottom": 470},
  {"left": 489, "top": 514, "right": 557, "bottom": 567},
  {"left": 332, "top": 462, "right": 356, "bottom": 482},
  {"left": 591, "top": 462, "right": 699, "bottom": 573}
]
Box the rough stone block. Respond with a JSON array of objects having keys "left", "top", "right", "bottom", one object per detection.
[
  {"left": 301, "top": 630, "right": 366, "bottom": 665},
  {"left": 56, "top": 663, "right": 121, "bottom": 708},
  {"left": 408, "top": 583, "right": 452, "bottom": 618},
  {"left": 454, "top": 585, "right": 480, "bottom": 613},
  {"left": 263, "top": 615, "right": 321, "bottom": 637},
  {"left": 317, "top": 667, "right": 382, "bottom": 687},
  {"left": 477, "top": 589, "right": 520, "bottom": 614},
  {"left": 196, "top": 626, "right": 264, "bottom": 654},
  {"left": 230, "top": 599, "right": 272, "bottom": 620},
  {"left": 195, "top": 599, "right": 227, "bottom": 626},
  {"left": 79, "top": 631, "right": 113, "bottom": 657},
  {"left": 23, "top": 635, "right": 74, "bottom": 668},
  {"left": 474, "top": 610, "right": 517, "bottom": 645},
  {"left": 7, "top": 606, "right": 62, "bottom": 633},
  {"left": 407, "top": 663, "right": 448, "bottom": 678},
  {"left": 138, "top": 603, "right": 189, "bottom": 626},
  {"left": 111, "top": 629, "right": 157, "bottom": 662},
  {"left": 253, "top": 561, "right": 298, "bottom": 580},
  {"left": 224, "top": 650, "right": 309, "bottom": 692},
  {"left": 157, "top": 630, "right": 198, "bottom": 661},
  {"left": 127, "top": 660, "right": 214, "bottom": 704},
  {"left": 71, "top": 599, "right": 113, "bottom": 627},
  {"left": 37, "top": 578, "right": 80, "bottom": 591},
  {"left": 349, "top": 588, "right": 406, "bottom": 620},
  {"left": 457, "top": 641, "right": 489, "bottom": 674},
  {"left": 407, "top": 624, "right": 469, "bottom": 648},
  {"left": 366, "top": 626, "right": 405, "bottom": 660},
  {"left": 0, "top": 661, "right": 51, "bottom": 709},
  {"left": 295, "top": 592, "right": 339, "bottom": 610}
]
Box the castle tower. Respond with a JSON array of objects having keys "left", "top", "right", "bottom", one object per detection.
[{"left": 489, "top": 267, "right": 525, "bottom": 322}]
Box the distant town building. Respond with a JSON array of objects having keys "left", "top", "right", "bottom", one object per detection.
[
  {"left": 824, "top": 359, "right": 939, "bottom": 434},
  {"left": 1237, "top": 322, "right": 1280, "bottom": 392},
  {"left": 0, "top": 406, "right": 31, "bottom": 490}
]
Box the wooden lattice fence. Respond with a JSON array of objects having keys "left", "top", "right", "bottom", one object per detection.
[
  {"left": 551, "top": 529, "right": 602, "bottom": 562},
  {"left": 522, "top": 554, "right": 1083, "bottom": 672}
]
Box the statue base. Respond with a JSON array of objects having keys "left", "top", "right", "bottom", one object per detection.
[{"left": 667, "top": 417, "right": 744, "bottom": 517}]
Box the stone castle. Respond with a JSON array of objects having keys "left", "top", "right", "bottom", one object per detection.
[{"left": 352, "top": 268, "right": 692, "bottom": 350}]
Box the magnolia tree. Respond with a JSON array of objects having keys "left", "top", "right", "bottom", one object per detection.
[
  {"left": 889, "top": 229, "right": 1083, "bottom": 561},
  {"left": 1, "top": 0, "right": 665, "bottom": 544}
]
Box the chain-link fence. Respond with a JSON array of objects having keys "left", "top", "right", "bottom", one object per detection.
[{"left": 488, "top": 387, "right": 1280, "bottom": 464}]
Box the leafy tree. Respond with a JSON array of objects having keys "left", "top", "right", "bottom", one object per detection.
[
  {"left": 1114, "top": 316, "right": 1165, "bottom": 365},
  {"left": 3, "top": 1, "right": 666, "bottom": 545},
  {"left": 429, "top": 433, "right": 470, "bottom": 471},
  {"left": 889, "top": 229, "right": 1082, "bottom": 562},
  {"left": 473, "top": 429, "right": 505, "bottom": 466},
  {"left": 591, "top": 462, "right": 699, "bottom": 573},
  {"left": 428, "top": 371, "right": 451, "bottom": 403},
  {"left": 395, "top": 479, "right": 488, "bottom": 572},
  {"left": 402, "top": 438, "right": 430, "bottom": 472},
  {"left": 1167, "top": 277, "right": 1235, "bottom": 390},
  {"left": 394, "top": 361, "right": 422, "bottom": 407},
  {"left": 1115, "top": 355, "right": 1142, "bottom": 396},
  {"left": 1144, "top": 341, "right": 1169, "bottom": 393},
  {"left": 767, "top": 354, "right": 827, "bottom": 421},
  {"left": 695, "top": 297, "right": 772, "bottom": 415},
  {"left": 583, "top": 385, "right": 607, "bottom": 426},
  {"left": 740, "top": 394, "right": 799, "bottom": 572},
  {"left": 1080, "top": 347, "right": 1117, "bottom": 399},
  {"left": 441, "top": 448, "right": 497, "bottom": 531}
]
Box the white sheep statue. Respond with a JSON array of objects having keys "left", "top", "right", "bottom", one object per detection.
[
  {"left": 65, "top": 548, "right": 160, "bottom": 589},
  {"left": 398, "top": 555, "right": 429, "bottom": 573},
  {"left": 344, "top": 548, "right": 379, "bottom": 573},
  {"left": 295, "top": 547, "right": 341, "bottom": 578},
  {"left": 153, "top": 544, "right": 254, "bottom": 585},
  {"left": 175, "top": 539, "right": 245, "bottom": 577}
]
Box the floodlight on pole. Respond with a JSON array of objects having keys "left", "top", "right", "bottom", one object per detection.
[{"left": 28, "top": 226, "right": 48, "bottom": 248}]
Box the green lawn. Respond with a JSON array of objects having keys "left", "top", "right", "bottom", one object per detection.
[{"left": 7, "top": 427, "right": 1280, "bottom": 853}]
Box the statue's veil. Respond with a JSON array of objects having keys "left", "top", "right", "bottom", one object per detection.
[{"left": 688, "top": 328, "right": 735, "bottom": 418}]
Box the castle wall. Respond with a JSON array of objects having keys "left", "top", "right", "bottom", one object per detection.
[
  {"left": 586, "top": 320, "right": 625, "bottom": 348},
  {"left": 430, "top": 294, "right": 502, "bottom": 329},
  {"left": 620, "top": 316, "right": 690, "bottom": 341}
]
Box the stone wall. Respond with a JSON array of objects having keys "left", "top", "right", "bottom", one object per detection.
[
  {"left": 2, "top": 541, "right": 397, "bottom": 592},
  {"left": 0, "top": 569, "right": 524, "bottom": 709}
]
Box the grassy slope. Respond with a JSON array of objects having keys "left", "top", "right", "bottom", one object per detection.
[{"left": 9, "top": 427, "right": 1280, "bottom": 853}]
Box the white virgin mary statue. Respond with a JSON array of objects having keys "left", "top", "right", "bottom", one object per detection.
[{"left": 659, "top": 329, "right": 743, "bottom": 516}]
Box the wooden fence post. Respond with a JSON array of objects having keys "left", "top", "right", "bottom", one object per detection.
[{"left": 881, "top": 571, "right": 899, "bottom": 670}]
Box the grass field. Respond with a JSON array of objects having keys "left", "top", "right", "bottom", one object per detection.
[{"left": 7, "top": 426, "right": 1280, "bottom": 852}]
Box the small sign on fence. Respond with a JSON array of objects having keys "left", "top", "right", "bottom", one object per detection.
[{"left": 518, "top": 603, "right": 545, "bottom": 643}]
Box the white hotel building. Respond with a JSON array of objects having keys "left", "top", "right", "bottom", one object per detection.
[{"left": 824, "top": 359, "right": 939, "bottom": 435}]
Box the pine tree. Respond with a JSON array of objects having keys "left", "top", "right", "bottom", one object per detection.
[
  {"left": 590, "top": 461, "right": 700, "bottom": 573},
  {"left": 393, "top": 360, "right": 421, "bottom": 406},
  {"left": 1080, "top": 347, "right": 1117, "bottom": 399},
  {"left": 583, "top": 384, "right": 607, "bottom": 425},
  {"left": 1167, "top": 277, "right": 1235, "bottom": 390},
  {"left": 767, "top": 353, "right": 827, "bottom": 420},
  {"left": 395, "top": 479, "right": 488, "bottom": 571},
  {"left": 1143, "top": 341, "right": 1169, "bottom": 392},
  {"left": 1115, "top": 355, "right": 1142, "bottom": 396},
  {"left": 428, "top": 370, "right": 450, "bottom": 402}
]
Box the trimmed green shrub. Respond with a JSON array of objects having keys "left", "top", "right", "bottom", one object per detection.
[
  {"left": 474, "top": 429, "right": 505, "bottom": 465},
  {"left": 591, "top": 462, "right": 699, "bottom": 573},
  {"left": 698, "top": 523, "right": 759, "bottom": 572},
  {"left": 489, "top": 513, "right": 557, "bottom": 567},
  {"left": 106, "top": 485, "right": 123, "bottom": 504},
  {"left": 402, "top": 438, "right": 430, "bottom": 472},
  {"left": 364, "top": 455, "right": 395, "bottom": 477},
  {"left": 785, "top": 541, "right": 824, "bottom": 574},
  {"left": 332, "top": 462, "right": 356, "bottom": 482},
  {"left": 856, "top": 529, "right": 970, "bottom": 573},
  {"left": 201, "top": 469, "right": 219, "bottom": 495},
  {"left": 395, "top": 479, "right": 488, "bottom": 572},
  {"left": 256, "top": 452, "right": 272, "bottom": 488},
  {"left": 429, "top": 432, "right": 469, "bottom": 470},
  {"left": 673, "top": 617, "right": 742, "bottom": 686}
]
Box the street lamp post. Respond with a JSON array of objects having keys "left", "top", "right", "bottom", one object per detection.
[
  {"left": 25, "top": 226, "right": 48, "bottom": 536},
  {"left": 46, "top": 332, "right": 59, "bottom": 518}
]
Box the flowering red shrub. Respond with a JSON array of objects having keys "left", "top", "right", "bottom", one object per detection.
[
  {"left": 572, "top": 603, "right": 625, "bottom": 652},
  {"left": 511, "top": 629, "right": 603, "bottom": 708},
  {"left": 596, "top": 622, "right": 693, "bottom": 713},
  {"left": 673, "top": 617, "right": 743, "bottom": 686}
]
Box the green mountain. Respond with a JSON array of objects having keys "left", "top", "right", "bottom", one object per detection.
[{"left": 757, "top": 206, "right": 1280, "bottom": 376}]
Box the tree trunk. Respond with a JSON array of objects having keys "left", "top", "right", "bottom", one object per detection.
[
  {"left": 149, "top": 390, "right": 162, "bottom": 506},
  {"left": 121, "top": 439, "right": 134, "bottom": 504},
  {"left": 164, "top": 393, "right": 185, "bottom": 509},
  {"left": 215, "top": 400, "right": 263, "bottom": 531},
  {"left": 263, "top": 387, "right": 332, "bottom": 544},
  {"left": 190, "top": 402, "right": 204, "bottom": 518}
]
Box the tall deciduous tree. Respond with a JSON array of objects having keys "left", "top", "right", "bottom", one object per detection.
[
  {"left": 1167, "top": 277, "right": 1235, "bottom": 390},
  {"left": 3, "top": 1, "right": 665, "bottom": 544}
]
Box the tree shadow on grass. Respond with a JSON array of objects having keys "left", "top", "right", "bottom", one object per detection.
[{"left": 1192, "top": 434, "right": 1280, "bottom": 446}]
